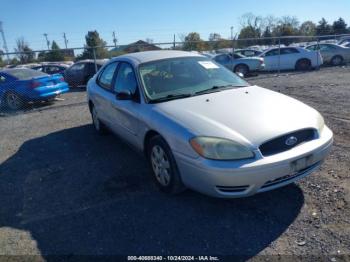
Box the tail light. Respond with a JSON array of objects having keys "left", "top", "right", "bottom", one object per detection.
[{"left": 30, "top": 81, "right": 41, "bottom": 88}]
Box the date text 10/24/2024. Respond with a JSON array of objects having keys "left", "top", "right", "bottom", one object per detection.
[{"left": 127, "top": 256, "right": 220, "bottom": 261}]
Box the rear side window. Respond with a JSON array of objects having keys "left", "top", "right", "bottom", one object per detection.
[
  {"left": 0, "top": 75, "right": 7, "bottom": 83},
  {"left": 97, "top": 62, "right": 118, "bottom": 90},
  {"left": 70, "top": 63, "right": 85, "bottom": 71}
]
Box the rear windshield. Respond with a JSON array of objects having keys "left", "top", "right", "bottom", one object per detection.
[{"left": 4, "top": 68, "right": 48, "bottom": 80}]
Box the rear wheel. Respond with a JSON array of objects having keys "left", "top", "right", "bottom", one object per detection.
[
  {"left": 147, "top": 135, "right": 185, "bottom": 194},
  {"left": 5, "top": 92, "right": 24, "bottom": 110},
  {"left": 234, "top": 64, "right": 249, "bottom": 76},
  {"left": 91, "top": 105, "right": 108, "bottom": 135},
  {"left": 295, "top": 59, "right": 311, "bottom": 71},
  {"left": 331, "top": 55, "right": 343, "bottom": 66}
]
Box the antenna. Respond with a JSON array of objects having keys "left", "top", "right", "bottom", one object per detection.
[{"left": 112, "top": 31, "right": 117, "bottom": 48}]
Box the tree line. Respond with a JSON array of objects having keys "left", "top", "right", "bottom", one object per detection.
[{"left": 1, "top": 15, "right": 349, "bottom": 66}]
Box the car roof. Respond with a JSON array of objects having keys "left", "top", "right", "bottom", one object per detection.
[
  {"left": 75, "top": 59, "right": 107, "bottom": 65},
  {"left": 112, "top": 50, "right": 204, "bottom": 65}
]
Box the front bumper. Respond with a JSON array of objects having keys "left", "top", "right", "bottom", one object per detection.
[{"left": 174, "top": 126, "right": 333, "bottom": 198}]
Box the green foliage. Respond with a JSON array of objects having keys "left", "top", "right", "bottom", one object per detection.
[
  {"left": 333, "top": 18, "right": 349, "bottom": 35},
  {"left": 208, "top": 33, "right": 232, "bottom": 50},
  {"left": 14, "top": 37, "right": 35, "bottom": 64},
  {"left": 44, "top": 41, "right": 65, "bottom": 62},
  {"left": 77, "top": 31, "right": 109, "bottom": 60},
  {"left": 316, "top": 18, "right": 333, "bottom": 36},
  {"left": 299, "top": 21, "right": 317, "bottom": 36},
  {"left": 182, "top": 32, "right": 207, "bottom": 51}
]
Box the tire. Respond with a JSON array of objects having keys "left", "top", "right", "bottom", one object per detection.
[
  {"left": 147, "top": 135, "right": 185, "bottom": 194},
  {"left": 234, "top": 64, "right": 249, "bottom": 76},
  {"left": 295, "top": 59, "right": 311, "bottom": 71},
  {"left": 91, "top": 105, "right": 108, "bottom": 135},
  {"left": 5, "top": 92, "right": 24, "bottom": 110},
  {"left": 330, "top": 55, "right": 344, "bottom": 66}
]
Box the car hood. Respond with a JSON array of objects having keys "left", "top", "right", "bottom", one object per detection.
[{"left": 154, "top": 85, "right": 323, "bottom": 148}]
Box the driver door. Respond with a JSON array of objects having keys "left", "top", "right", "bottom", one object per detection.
[{"left": 109, "top": 62, "right": 142, "bottom": 148}]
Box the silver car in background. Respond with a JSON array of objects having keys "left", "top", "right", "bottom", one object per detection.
[
  {"left": 87, "top": 50, "right": 333, "bottom": 198},
  {"left": 306, "top": 43, "right": 350, "bottom": 66},
  {"left": 205, "top": 53, "right": 264, "bottom": 76}
]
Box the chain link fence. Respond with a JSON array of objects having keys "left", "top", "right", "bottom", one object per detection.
[{"left": 0, "top": 34, "right": 350, "bottom": 114}]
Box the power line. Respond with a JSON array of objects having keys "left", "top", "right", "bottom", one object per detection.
[
  {"left": 43, "top": 33, "right": 50, "bottom": 50},
  {"left": 0, "top": 21, "right": 10, "bottom": 62},
  {"left": 63, "top": 33, "right": 68, "bottom": 48},
  {"left": 112, "top": 31, "right": 117, "bottom": 47}
]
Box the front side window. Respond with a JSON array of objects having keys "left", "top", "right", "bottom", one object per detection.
[
  {"left": 265, "top": 49, "right": 280, "bottom": 56},
  {"left": 114, "top": 63, "right": 137, "bottom": 94},
  {"left": 281, "top": 48, "right": 299, "bottom": 55},
  {"left": 97, "top": 62, "right": 118, "bottom": 90},
  {"left": 139, "top": 57, "right": 248, "bottom": 102}
]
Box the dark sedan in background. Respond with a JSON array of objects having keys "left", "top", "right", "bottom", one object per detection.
[
  {"left": 32, "top": 63, "right": 69, "bottom": 75},
  {"left": 64, "top": 60, "right": 107, "bottom": 87}
]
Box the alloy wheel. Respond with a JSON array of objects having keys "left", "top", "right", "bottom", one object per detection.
[{"left": 151, "top": 145, "right": 171, "bottom": 186}]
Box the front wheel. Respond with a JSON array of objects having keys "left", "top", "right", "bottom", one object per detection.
[
  {"left": 234, "top": 64, "right": 249, "bottom": 76},
  {"left": 147, "top": 135, "right": 185, "bottom": 194}
]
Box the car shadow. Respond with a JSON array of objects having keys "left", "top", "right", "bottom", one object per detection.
[{"left": 0, "top": 125, "right": 304, "bottom": 259}]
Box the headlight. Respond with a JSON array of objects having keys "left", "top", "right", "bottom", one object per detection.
[
  {"left": 317, "top": 115, "right": 325, "bottom": 133},
  {"left": 190, "top": 137, "right": 254, "bottom": 160}
]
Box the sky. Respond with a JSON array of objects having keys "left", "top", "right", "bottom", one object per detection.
[{"left": 0, "top": 0, "right": 349, "bottom": 52}]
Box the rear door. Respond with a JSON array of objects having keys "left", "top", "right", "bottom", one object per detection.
[
  {"left": 93, "top": 62, "right": 119, "bottom": 126},
  {"left": 280, "top": 48, "right": 300, "bottom": 70}
]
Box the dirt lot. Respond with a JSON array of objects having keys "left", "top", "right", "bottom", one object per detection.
[{"left": 0, "top": 66, "right": 349, "bottom": 261}]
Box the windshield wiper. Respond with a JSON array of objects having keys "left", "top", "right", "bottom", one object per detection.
[
  {"left": 149, "top": 93, "right": 193, "bottom": 103},
  {"left": 194, "top": 84, "right": 237, "bottom": 95}
]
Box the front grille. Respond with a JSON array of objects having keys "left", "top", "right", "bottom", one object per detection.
[
  {"left": 259, "top": 129, "right": 316, "bottom": 157},
  {"left": 216, "top": 185, "right": 249, "bottom": 193},
  {"left": 261, "top": 161, "right": 321, "bottom": 189}
]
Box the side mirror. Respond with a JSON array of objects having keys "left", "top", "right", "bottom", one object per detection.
[{"left": 116, "top": 89, "right": 133, "bottom": 100}]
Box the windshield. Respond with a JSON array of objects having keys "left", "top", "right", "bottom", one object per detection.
[
  {"left": 4, "top": 68, "right": 48, "bottom": 80},
  {"left": 139, "top": 57, "right": 249, "bottom": 102}
]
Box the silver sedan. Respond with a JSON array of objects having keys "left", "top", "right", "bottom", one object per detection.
[
  {"left": 306, "top": 43, "right": 350, "bottom": 66},
  {"left": 87, "top": 50, "right": 333, "bottom": 198},
  {"left": 205, "top": 53, "right": 265, "bottom": 76}
]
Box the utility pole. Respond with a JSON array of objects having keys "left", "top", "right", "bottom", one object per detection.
[
  {"left": 43, "top": 33, "right": 50, "bottom": 50},
  {"left": 0, "top": 21, "right": 10, "bottom": 63},
  {"left": 112, "top": 31, "right": 117, "bottom": 48},
  {"left": 173, "top": 34, "right": 176, "bottom": 49},
  {"left": 63, "top": 33, "right": 68, "bottom": 49}
]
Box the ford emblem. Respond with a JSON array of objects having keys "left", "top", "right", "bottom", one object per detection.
[{"left": 285, "top": 136, "right": 298, "bottom": 146}]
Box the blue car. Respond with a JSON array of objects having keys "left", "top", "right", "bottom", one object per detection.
[{"left": 0, "top": 68, "right": 69, "bottom": 110}]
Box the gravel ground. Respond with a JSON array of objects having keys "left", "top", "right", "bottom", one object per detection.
[{"left": 0, "top": 66, "right": 349, "bottom": 261}]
